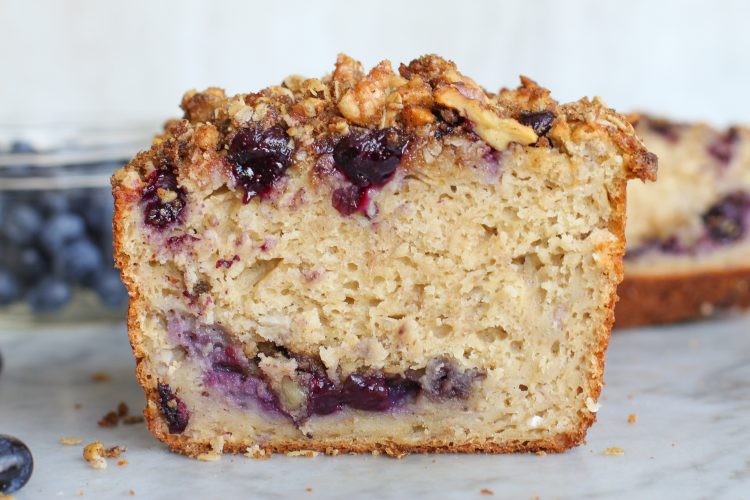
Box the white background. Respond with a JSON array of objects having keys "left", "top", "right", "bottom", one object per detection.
[{"left": 1, "top": 0, "right": 749, "bottom": 127}]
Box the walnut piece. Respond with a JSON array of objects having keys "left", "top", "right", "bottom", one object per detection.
[
  {"left": 337, "top": 61, "right": 406, "bottom": 127},
  {"left": 434, "top": 86, "right": 537, "bottom": 150}
]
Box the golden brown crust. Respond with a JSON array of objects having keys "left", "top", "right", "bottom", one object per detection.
[{"left": 615, "top": 268, "right": 750, "bottom": 329}]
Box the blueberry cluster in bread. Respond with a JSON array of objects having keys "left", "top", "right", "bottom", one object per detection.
[
  {"left": 618, "top": 116, "right": 750, "bottom": 328},
  {"left": 112, "top": 54, "right": 655, "bottom": 458}
]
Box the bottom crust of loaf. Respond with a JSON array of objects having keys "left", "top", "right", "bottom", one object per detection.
[
  {"left": 141, "top": 391, "right": 592, "bottom": 459},
  {"left": 615, "top": 268, "right": 750, "bottom": 329}
]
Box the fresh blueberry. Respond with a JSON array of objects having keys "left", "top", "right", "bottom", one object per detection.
[
  {"left": 1, "top": 204, "right": 42, "bottom": 246},
  {"left": 9, "top": 141, "right": 35, "bottom": 154},
  {"left": 59, "top": 239, "right": 103, "bottom": 284},
  {"left": 26, "top": 277, "right": 72, "bottom": 313},
  {"left": 9, "top": 247, "right": 49, "bottom": 284},
  {"left": 0, "top": 270, "right": 20, "bottom": 306},
  {"left": 141, "top": 163, "right": 186, "bottom": 228},
  {"left": 83, "top": 191, "right": 115, "bottom": 234},
  {"left": 518, "top": 111, "right": 556, "bottom": 136},
  {"left": 228, "top": 125, "right": 293, "bottom": 203},
  {"left": 333, "top": 128, "right": 408, "bottom": 188},
  {"left": 39, "top": 212, "right": 86, "bottom": 253},
  {"left": 93, "top": 269, "right": 128, "bottom": 308},
  {"left": 37, "top": 191, "right": 71, "bottom": 215},
  {"left": 0, "top": 435, "right": 33, "bottom": 494}
]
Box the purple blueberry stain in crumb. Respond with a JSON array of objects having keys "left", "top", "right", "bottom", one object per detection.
[
  {"left": 331, "top": 185, "right": 367, "bottom": 216},
  {"left": 708, "top": 127, "right": 740, "bottom": 165},
  {"left": 156, "top": 383, "right": 189, "bottom": 434},
  {"left": 168, "top": 316, "right": 484, "bottom": 423},
  {"left": 702, "top": 191, "right": 750, "bottom": 243},
  {"left": 518, "top": 111, "right": 556, "bottom": 136},
  {"left": 141, "top": 161, "right": 186, "bottom": 228},
  {"left": 215, "top": 255, "right": 240, "bottom": 269},
  {"left": 228, "top": 125, "right": 292, "bottom": 203},
  {"left": 420, "top": 356, "right": 485, "bottom": 401}
]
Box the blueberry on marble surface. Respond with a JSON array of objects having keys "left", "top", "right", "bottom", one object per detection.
[
  {"left": 0, "top": 435, "right": 33, "bottom": 494},
  {"left": 26, "top": 277, "right": 72, "bottom": 313}
]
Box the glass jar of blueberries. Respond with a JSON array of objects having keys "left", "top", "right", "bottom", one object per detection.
[{"left": 0, "top": 124, "right": 155, "bottom": 323}]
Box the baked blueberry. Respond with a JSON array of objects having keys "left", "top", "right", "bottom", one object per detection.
[
  {"left": 228, "top": 125, "right": 293, "bottom": 203},
  {"left": 0, "top": 435, "right": 33, "bottom": 494},
  {"left": 157, "top": 383, "right": 190, "bottom": 433},
  {"left": 702, "top": 192, "right": 749, "bottom": 243},
  {"left": 333, "top": 128, "right": 407, "bottom": 188}
]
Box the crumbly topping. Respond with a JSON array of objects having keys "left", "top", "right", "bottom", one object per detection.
[{"left": 114, "top": 53, "right": 655, "bottom": 197}]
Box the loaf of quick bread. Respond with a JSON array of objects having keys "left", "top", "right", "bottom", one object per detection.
[{"left": 112, "top": 54, "right": 655, "bottom": 458}]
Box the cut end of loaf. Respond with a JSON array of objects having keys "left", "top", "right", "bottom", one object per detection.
[{"left": 113, "top": 53, "right": 653, "bottom": 457}]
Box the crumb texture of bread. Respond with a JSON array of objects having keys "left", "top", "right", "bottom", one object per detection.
[
  {"left": 618, "top": 117, "right": 750, "bottom": 328},
  {"left": 113, "top": 54, "right": 653, "bottom": 457}
]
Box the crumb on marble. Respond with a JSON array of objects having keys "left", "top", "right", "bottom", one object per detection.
[
  {"left": 103, "top": 445, "right": 126, "bottom": 459},
  {"left": 74, "top": 403, "right": 83, "bottom": 410},
  {"left": 627, "top": 413, "right": 638, "bottom": 424},
  {"left": 98, "top": 411, "right": 119, "bottom": 428},
  {"left": 305, "top": 487, "right": 313, "bottom": 492},
  {"left": 60, "top": 436, "right": 83, "bottom": 445},
  {"left": 83, "top": 441, "right": 107, "bottom": 469},
  {"left": 117, "top": 402, "right": 129, "bottom": 417},
  {"left": 117, "top": 460, "right": 128, "bottom": 466},
  {"left": 480, "top": 488, "right": 494, "bottom": 495},
  {"left": 91, "top": 372, "right": 112, "bottom": 383},
  {"left": 75, "top": 490, "right": 84, "bottom": 496},
  {"left": 122, "top": 415, "right": 145, "bottom": 425},
  {"left": 129, "top": 490, "right": 136, "bottom": 496},
  {"left": 604, "top": 447, "right": 624, "bottom": 456},
  {"left": 244, "top": 445, "right": 270, "bottom": 460},
  {"left": 285, "top": 450, "right": 320, "bottom": 458},
  {"left": 535, "top": 450, "right": 547, "bottom": 456}
]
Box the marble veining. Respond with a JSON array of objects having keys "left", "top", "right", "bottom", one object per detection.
[{"left": 0, "top": 315, "right": 749, "bottom": 499}]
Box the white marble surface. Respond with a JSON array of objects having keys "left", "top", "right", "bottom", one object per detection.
[{"left": 1, "top": 315, "right": 749, "bottom": 499}]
